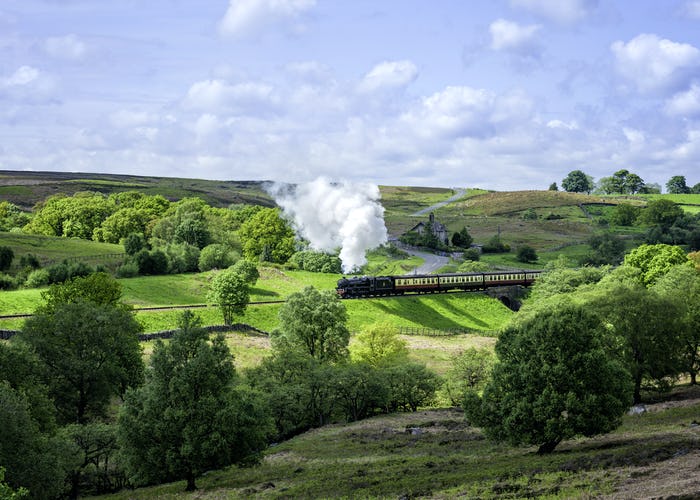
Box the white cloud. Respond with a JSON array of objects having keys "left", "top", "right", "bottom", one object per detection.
[
  {"left": 665, "top": 83, "right": 700, "bottom": 116},
  {"left": 1, "top": 66, "right": 40, "bottom": 87},
  {"left": 44, "top": 34, "right": 87, "bottom": 60},
  {"left": 357, "top": 60, "right": 418, "bottom": 93},
  {"left": 183, "top": 79, "right": 276, "bottom": 112},
  {"left": 219, "top": 0, "right": 316, "bottom": 38},
  {"left": 546, "top": 119, "right": 578, "bottom": 130},
  {"left": 510, "top": 0, "right": 596, "bottom": 24},
  {"left": 489, "top": 19, "right": 540, "bottom": 52},
  {"left": 611, "top": 34, "right": 700, "bottom": 93}
]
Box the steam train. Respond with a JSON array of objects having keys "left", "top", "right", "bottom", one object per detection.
[{"left": 336, "top": 270, "right": 542, "bottom": 299}]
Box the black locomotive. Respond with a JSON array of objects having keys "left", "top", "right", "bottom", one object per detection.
[{"left": 336, "top": 270, "right": 541, "bottom": 299}]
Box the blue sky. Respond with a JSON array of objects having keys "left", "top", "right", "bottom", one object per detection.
[{"left": 2, "top": 0, "right": 700, "bottom": 191}]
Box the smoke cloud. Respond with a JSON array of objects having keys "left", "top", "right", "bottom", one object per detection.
[{"left": 268, "top": 178, "right": 388, "bottom": 273}]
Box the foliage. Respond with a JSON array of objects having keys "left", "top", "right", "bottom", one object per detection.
[
  {"left": 0, "top": 245, "right": 14, "bottom": 271},
  {"left": 21, "top": 298, "right": 144, "bottom": 424},
  {"left": 230, "top": 258, "right": 260, "bottom": 284},
  {"left": 173, "top": 217, "right": 211, "bottom": 249},
  {"left": 39, "top": 272, "right": 123, "bottom": 313},
  {"left": 640, "top": 199, "right": 684, "bottom": 227},
  {"left": 350, "top": 321, "right": 409, "bottom": 367},
  {"left": 466, "top": 303, "right": 631, "bottom": 453},
  {"left": 588, "top": 283, "right": 685, "bottom": 403},
  {"left": 481, "top": 235, "right": 510, "bottom": 253},
  {"left": 0, "top": 201, "right": 30, "bottom": 232},
  {"left": 623, "top": 243, "right": 691, "bottom": 286},
  {"left": 118, "top": 311, "right": 272, "bottom": 491},
  {"left": 333, "top": 362, "right": 390, "bottom": 422},
  {"left": 654, "top": 265, "right": 700, "bottom": 384},
  {"left": 581, "top": 232, "right": 625, "bottom": 266},
  {"left": 289, "top": 250, "right": 342, "bottom": 273},
  {"left": 0, "top": 467, "right": 29, "bottom": 500},
  {"left": 462, "top": 247, "right": 481, "bottom": 261},
  {"left": 25, "top": 192, "right": 114, "bottom": 239},
  {"left": 198, "top": 243, "right": 237, "bottom": 271},
  {"left": 383, "top": 362, "right": 439, "bottom": 412},
  {"left": 275, "top": 286, "right": 350, "bottom": 362},
  {"left": 609, "top": 203, "right": 640, "bottom": 226},
  {"left": 442, "top": 347, "right": 495, "bottom": 406},
  {"left": 24, "top": 268, "right": 50, "bottom": 288},
  {"left": 133, "top": 248, "right": 168, "bottom": 275},
  {"left": 562, "top": 170, "right": 593, "bottom": 193},
  {"left": 0, "top": 382, "right": 76, "bottom": 499},
  {"left": 451, "top": 227, "right": 473, "bottom": 248},
  {"left": 123, "top": 232, "right": 148, "bottom": 255},
  {"left": 161, "top": 242, "right": 200, "bottom": 273},
  {"left": 208, "top": 267, "right": 250, "bottom": 325},
  {"left": 548, "top": 182, "right": 558, "bottom": 191},
  {"left": 458, "top": 260, "right": 491, "bottom": 272},
  {"left": 516, "top": 245, "right": 538, "bottom": 263},
  {"left": 239, "top": 207, "right": 295, "bottom": 263},
  {"left": 666, "top": 175, "right": 690, "bottom": 194}
]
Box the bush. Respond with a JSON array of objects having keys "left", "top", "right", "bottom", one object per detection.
[
  {"left": 482, "top": 235, "right": 510, "bottom": 253},
  {"left": 116, "top": 261, "right": 139, "bottom": 278},
  {"left": 0, "top": 246, "right": 14, "bottom": 271},
  {"left": 47, "top": 263, "right": 70, "bottom": 284},
  {"left": 0, "top": 273, "right": 18, "bottom": 290},
  {"left": 516, "top": 245, "right": 538, "bottom": 263},
  {"left": 458, "top": 260, "right": 491, "bottom": 272},
  {"left": 198, "top": 244, "right": 236, "bottom": 271},
  {"left": 123, "top": 233, "right": 148, "bottom": 255},
  {"left": 162, "top": 243, "right": 200, "bottom": 273},
  {"left": 19, "top": 254, "right": 40, "bottom": 269},
  {"left": 289, "top": 250, "right": 342, "bottom": 273},
  {"left": 135, "top": 249, "right": 168, "bottom": 275},
  {"left": 25, "top": 269, "right": 50, "bottom": 288},
  {"left": 462, "top": 247, "right": 480, "bottom": 261}
]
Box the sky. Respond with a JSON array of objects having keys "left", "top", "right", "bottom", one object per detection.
[{"left": 2, "top": 0, "right": 700, "bottom": 191}]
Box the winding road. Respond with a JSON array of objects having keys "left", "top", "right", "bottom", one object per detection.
[{"left": 411, "top": 187, "right": 467, "bottom": 216}]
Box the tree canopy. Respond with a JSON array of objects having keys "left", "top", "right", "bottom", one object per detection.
[
  {"left": 466, "top": 303, "right": 631, "bottom": 453},
  {"left": 208, "top": 267, "right": 250, "bottom": 325},
  {"left": 562, "top": 170, "right": 593, "bottom": 193},
  {"left": 239, "top": 208, "right": 295, "bottom": 263}
]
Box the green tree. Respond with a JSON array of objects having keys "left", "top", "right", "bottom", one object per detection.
[
  {"left": 208, "top": 267, "right": 250, "bottom": 325},
  {"left": 0, "top": 201, "right": 30, "bottom": 231},
  {"left": 25, "top": 193, "right": 114, "bottom": 239},
  {"left": 383, "top": 362, "right": 438, "bottom": 412},
  {"left": 118, "top": 311, "right": 271, "bottom": 491},
  {"left": 230, "top": 259, "right": 260, "bottom": 285},
  {"left": 610, "top": 203, "right": 640, "bottom": 226},
  {"left": 640, "top": 199, "right": 684, "bottom": 227},
  {"left": 516, "top": 245, "right": 538, "bottom": 263},
  {"left": 623, "top": 243, "right": 691, "bottom": 286},
  {"left": 451, "top": 227, "right": 473, "bottom": 248},
  {"left": 21, "top": 294, "right": 144, "bottom": 424},
  {"left": 581, "top": 232, "right": 625, "bottom": 266},
  {"left": 334, "top": 363, "right": 389, "bottom": 422},
  {"left": 274, "top": 286, "right": 350, "bottom": 362},
  {"left": 198, "top": 243, "right": 237, "bottom": 271},
  {"left": 548, "top": 182, "right": 558, "bottom": 191},
  {"left": 692, "top": 182, "right": 700, "bottom": 194},
  {"left": 442, "top": 347, "right": 495, "bottom": 406},
  {"left": 624, "top": 173, "right": 645, "bottom": 194},
  {"left": 0, "top": 245, "right": 14, "bottom": 271},
  {"left": 654, "top": 265, "right": 700, "bottom": 384},
  {"left": 466, "top": 303, "right": 631, "bottom": 454},
  {"left": 39, "top": 272, "right": 123, "bottom": 313},
  {"left": 589, "top": 283, "right": 684, "bottom": 403},
  {"left": 0, "top": 382, "right": 76, "bottom": 499},
  {"left": 350, "top": 321, "right": 409, "bottom": 367},
  {"left": 666, "top": 175, "right": 690, "bottom": 194},
  {"left": 239, "top": 208, "right": 295, "bottom": 263},
  {"left": 562, "top": 170, "right": 593, "bottom": 194}
]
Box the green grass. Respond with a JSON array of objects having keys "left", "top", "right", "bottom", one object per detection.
[
  {"left": 99, "top": 385, "right": 700, "bottom": 499},
  {"left": 0, "top": 232, "right": 123, "bottom": 268}
]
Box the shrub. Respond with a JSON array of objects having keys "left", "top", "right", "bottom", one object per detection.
[
  {"left": 482, "top": 235, "right": 510, "bottom": 253},
  {"left": 198, "top": 243, "right": 236, "bottom": 271},
  {"left": 462, "top": 247, "right": 480, "bottom": 261},
  {"left": 47, "top": 263, "right": 70, "bottom": 284},
  {"left": 116, "top": 261, "right": 139, "bottom": 278},
  {"left": 19, "top": 254, "right": 40, "bottom": 269},
  {"left": 0, "top": 246, "right": 14, "bottom": 271},
  {"left": 516, "top": 245, "right": 538, "bottom": 263},
  {"left": 0, "top": 273, "right": 18, "bottom": 290},
  {"left": 289, "top": 250, "right": 342, "bottom": 273},
  {"left": 123, "top": 233, "right": 148, "bottom": 255},
  {"left": 162, "top": 243, "right": 200, "bottom": 273},
  {"left": 25, "top": 269, "right": 50, "bottom": 288},
  {"left": 135, "top": 249, "right": 168, "bottom": 275}
]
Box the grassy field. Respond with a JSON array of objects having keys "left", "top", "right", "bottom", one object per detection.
[{"left": 99, "top": 385, "right": 700, "bottom": 499}]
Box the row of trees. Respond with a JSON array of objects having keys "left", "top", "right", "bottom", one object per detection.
[
  {"left": 465, "top": 244, "right": 700, "bottom": 454},
  {"left": 560, "top": 170, "right": 699, "bottom": 195},
  {"left": 0, "top": 269, "right": 439, "bottom": 496}
]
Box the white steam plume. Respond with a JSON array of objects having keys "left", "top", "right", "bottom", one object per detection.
[{"left": 268, "top": 178, "right": 388, "bottom": 273}]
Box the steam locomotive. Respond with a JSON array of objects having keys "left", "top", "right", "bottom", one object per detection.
[{"left": 336, "top": 270, "right": 541, "bottom": 299}]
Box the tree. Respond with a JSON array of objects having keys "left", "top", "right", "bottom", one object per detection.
[
  {"left": 208, "top": 267, "right": 250, "bottom": 325},
  {"left": 581, "top": 232, "right": 625, "bottom": 266},
  {"left": 692, "top": 182, "right": 700, "bottom": 194},
  {"left": 123, "top": 232, "right": 148, "bottom": 255},
  {"left": 666, "top": 175, "right": 690, "bottom": 194},
  {"left": 0, "top": 245, "right": 14, "bottom": 271},
  {"left": 654, "top": 266, "right": 700, "bottom": 384},
  {"left": 640, "top": 199, "right": 684, "bottom": 227},
  {"left": 588, "top": 283, "right": 684, "bottom": 403},
  {"left": 623, "top": 243, "right": 691, "bottom": 286},
  {"left": 465, "top": 303, "right": 631, "bottom": 454},
  {"left": 350, "top": 322, "right": 409, "bottom": 367},
  {"left": 39, "top": 272, "right": 123, "bottom": 313},
  {"left": 275, "top": 286, "right": 350, "bottom": 363},
  {"left": 562, "top": 170, "right": 593, "bottom": 194},
  {"left": 239, "top": 208, "right": 295, "bottom": 263},
  {"left": 625, "top": 173, "right": 645, "bottom": 194},
  {"left": 610, "top": 203, "right": 640, "bottom": 226},
  {"left": 0, "top": 201, "right": 30, "bottom": 232},
  {"left": 451, "top": 227, "right": 473, "bottom": 248},
  {"left": 229, "top": 259, "right": 259, "bottom": 284},
  {"left": 21, "top": 297, "right": 144, "bottom": 424},
  {"left": 383, "top": 362, "right": 438, "bottom": 412},
  {"left": 516, "top": 245, "right": 538, "bottom": 263},
  {"left": 0, "top": 382, "right": 76, "bottom": 499},
  {"left": 198, "top": 243, "right": 236, "bottom": 271},
  {"left": 442, "top": 347, "right": 495, "bottom": 406},
  {"left": 118, "top": 311, "right": 272, "bottom": 491},
  {"left": 548, "top": 182, "right": 558, "bottom": 191}
]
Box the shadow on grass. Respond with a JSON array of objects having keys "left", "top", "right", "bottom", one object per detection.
[{"left": 373, "top": 298, "right": 467, "bottom": 331}]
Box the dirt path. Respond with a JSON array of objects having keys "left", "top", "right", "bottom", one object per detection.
[{"left": 411, "top": 188, "right": 466, "bottom": 216}]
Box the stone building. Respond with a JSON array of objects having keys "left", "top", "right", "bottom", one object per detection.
[{"left": 408, "top": 212, "right": 449, "bottom": 245}]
